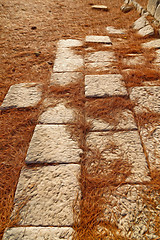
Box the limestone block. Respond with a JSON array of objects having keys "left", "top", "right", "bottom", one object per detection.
[
  {"left": 133, "top": 16, "right": 149, "bottom": 30},
  {"left": 0, "top": 83, "right": 42, "bottom": 110},
  {"left": 85, "top": 74, "right": 127, "bottom": 97},
  {"left": 87, "top": 131, "right": 149, "bottom": 182},
  {"left": 106, "top": 26, "right": 126, "bottom": 34},
  {"left": 25, "top": 125, "right": 82, "bottom": 164},
  {"left": 53, "top": 58, "right": 84, "bottom": 72},
  {"left": 39, "top": 103, "right": 75, "bottom": 124},
  {"left": 12, "top": 165, "right": 80, "bottom": 226},
  {"left": 138, "top": 25, "right": 154, "bottom": 37},
  {"left": 50, "top": 72, "right": 83, "bottom": 85},
  {"left": 147, "top": 0, "right": 159, "bottom": 15},
  {"left": 123, "top": 54, "right": 145, "bottom": 66},
  {"left": 3, "top": 227, "right": 73, "bottom": 240},
  {"left": 130, "top": 86, "right": 160, "bottom": 113},
  {"left": 142, "top": 39, "right": 160, "bottom": 48},
  {"left": 85, "top": 35, "right": 112, "bottom": 44},
  {"left": 140, "top": 123, "right": 160, "bottom": 171},
  {"left": 57, "top": 39, "right": 83, "bottom": 48},
  {"left": 85, "top": 51, "right": 116, "bottom": 62},
  {"left": 155, "top": 4, "right": 160, "bottom": 22},
  {"left": 86, "top": 110, "right": 137, "bottom": 131}
]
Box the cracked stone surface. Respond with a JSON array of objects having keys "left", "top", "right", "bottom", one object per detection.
[
  {"left": 3, "top": 227, "right": 73, "bottom": 240},
  {"left": 85, "top": 51, "right": 116, "bottom": 62},
  {"left": 50, "top": 72, "right": 83, "bottom": 85},
  {"left": 85, "top": 74, "right": 127, "bottom": 97},
  {"left": 25, "top": 125, "right": 82, "bottom": 164},
  {"left": 130, "top": 86, "right": 160, "bottom": 113},
  {"left": 142, "top": 39, "right": 160, "bottom": 49},
  {"left": 140, "top": 123, "right": 160, "bottom": 171},
  {"left": 57, "top": 39, "right": 83, "bottom": 48},
  {"left": 87, "top": 131, "right": 149, "bottom": 182},
  {"left": 0, "top": 83, "right": 42, "bottom": 110},
  {"left": 85, "top": 35, "right": 112, "bottom": 44},
  {"left": 106, "top": 26, "right": 126, "bottom": 34},
  {"left": 12, "top": 164, "right": 80, "bottom": 226},
  {"left": 86, "top": 110, "right": 137, "bottom": 131},
  {"left": 53, "top": 58, "right": 84, "bottom": 72},
  {"left": 39, "top": 103, "right": 75, "bottom": 124},
  {"left": 123, "top": 54, "right": 145, "bottom": 66}
]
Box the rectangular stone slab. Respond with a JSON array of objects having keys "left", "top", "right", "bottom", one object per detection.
[
  {"left": 57, "top": 39, "right": 83, "bottom": 48},
  {"left": 85, "top": 51, "right": 116, "bottom": 62},
  {"left": 3, "top": 227, "right": 73, "bottom": 240},
  {"left": 25, "top": 125, "right": 82, "bottom": 164},
  {"left": 53, "top": 58, "right": 84, "bottom": 72},
  {"left": 85, "top": 35, "right": 112, "bottom": 44},
  {"left": 39, "top": 103, "right": 75, "bottom": 124},
  {"left": 87, "top": 131, "right": 150, "bottom": 182},
  {"left": 0, "top": 83, "right": 42, "bottom": 110},
  {"left": 85, "top": 74, "right": 127, "bottom": 97},
  {"left": 86, "top": 110, "right": 137, "bottom": 131},
  {"left": 50, "top": 72, "right": 83, "bottom": 85},
  {"left": 12, "top": 165, "right": 80, "bottom": 226},
  {"left": 130, "top": 86, "right": 160, "bottom": 113}
]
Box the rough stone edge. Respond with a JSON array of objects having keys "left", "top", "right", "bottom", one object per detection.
[{"left": 124, "top": 0, "right": 160, "bottom": 31}]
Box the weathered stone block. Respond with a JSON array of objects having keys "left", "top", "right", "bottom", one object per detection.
[
  {"left": 50, "top": 72, "right": 83, "bottom": 85},
  {"left": 85, "top": 74, "right": 127, "bottom": 97},
  {"left": 85, "top": 62, "right": 114, "bottom": 72},
  {"left": 85, "top": 51, "right": 116, "bottom": 62},
  {"left": 57, "top": 39, "right": 83, "bottom": 48},
  {"left": 106, "top": 26, "right": 126, "bottom": 34},
  {"left": 138, "top": 25, "right": 154, "bottom": 37},
  {"left": 86, "top": 110, "right": 137, "bottom": 131},
  {"left": 56, "top": 47, "right": 83, "bottom": 60},
  {"left": 142, "top": 39, "right": 160, "bottom": 48},
  {"left": 53, "top": 58, "right": 84, "bottom": 72},
  {"left": 87, "top": 131, "right": 149, "bottom": 182},
  {"left": 3, "top": 227, "right": 73, "bottom": 240},
  {"left": 123, "top": 54, "right": 145, "bottom": 66},
  {"left": 25, "top": 125, "right": 82, "bottom": 164},
  {"left": 133, "top": 16, "right": 149, "bottom": 30},
  {"left": 130, "top": 86, "right": 160, "bottom": 113},
  {"left": 85, "top": 35, "right": 112, "bottom": 44},
  {"left": 39, "top": 103, "right": 75, "bottom": 124},
  {"left": 12, "top": 165, "right": 80, "bottom": 226},
  {"left": 0, "top": 83, "right": 42, "bottom": 110}
]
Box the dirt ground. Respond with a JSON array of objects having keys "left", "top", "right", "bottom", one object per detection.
[{"left": 0, "top": 0, "right": 157, "bottom": 238}]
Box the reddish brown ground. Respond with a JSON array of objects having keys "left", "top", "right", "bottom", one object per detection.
[{"left": 0, "top": 0, "right": 158, "bottom": 238}]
